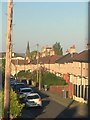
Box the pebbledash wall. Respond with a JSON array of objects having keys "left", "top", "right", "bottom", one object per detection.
[{"left": 11, "top": 60, "right": 88, "bottom": 104}]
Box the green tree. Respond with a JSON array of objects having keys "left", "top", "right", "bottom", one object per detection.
[
  {"left": 41, "top": 71, "right": 67, "bottom": 88},
  {"left": 30, "top": 50, "right": 37, "bottom": 60},
  {"left": 16, "top": 70, "right": 26, "bottom": 79},
  {"left": 16, "top": 70, "right": 31, "bottom": 80},
  {"left": 53, "top": 42, "right": 63, "bottom": 55}
]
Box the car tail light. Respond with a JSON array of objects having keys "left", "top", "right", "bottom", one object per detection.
[{"left": 39, "top": 98, "right": 42, "bottom": 102}]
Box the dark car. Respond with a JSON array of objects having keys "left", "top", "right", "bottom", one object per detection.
[{"left": 13, "top": 83, "right": 26, "bottom": 93}]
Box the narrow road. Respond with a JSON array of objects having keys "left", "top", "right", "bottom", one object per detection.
[
  {"left": 20, "top": 87, "right": 66, "bottom": 119},
  {"left": 20, "top": 86, "right": 88, "bottom": 119}
]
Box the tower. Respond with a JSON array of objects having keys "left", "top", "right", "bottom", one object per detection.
[{"left": 25, "top": 41, "right": 30, "bottom": 62}]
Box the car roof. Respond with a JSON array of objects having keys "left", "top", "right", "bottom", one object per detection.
[
  {"left": 20, "top": 87, "right": 32, "bottom": 90},
  {"left": 26, "top": 93, "right": 40, "bottom": 97},
  {"left": 15, "top": 82, "right": 24, "bottom": 85}
]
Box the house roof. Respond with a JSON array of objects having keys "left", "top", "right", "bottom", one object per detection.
[
  {"left": 11, "top": 59, "right": 28, "bottom": 65},
  {"left": 31, "top": 55, "right": 61, "bottom": 64},
  {"left": 0, "top": 52, "right": 25, "bottom": 58},
  {"left": 12, "top": 53, "right": 25, "bottom": 58},
  {"left": 56, "top": 53, "right": 78, "bottom": 64},
  {"left": 72, "top": 50, "right": 89, "bottom": 63},
  {"left": 57, "top": 50, "right": 89, "bottom": 63}
]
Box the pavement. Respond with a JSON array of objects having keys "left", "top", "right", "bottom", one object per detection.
[{"left": 41, "top": 89, "right": 88, "bottom": 118}]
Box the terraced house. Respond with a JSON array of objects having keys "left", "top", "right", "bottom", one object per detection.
[{"left": 1, "top": 45, "right": 89, "bottom": 104}]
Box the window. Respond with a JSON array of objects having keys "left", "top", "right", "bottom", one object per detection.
[{"left": 27, "top": 95, "right": 39, "bottom": 99}]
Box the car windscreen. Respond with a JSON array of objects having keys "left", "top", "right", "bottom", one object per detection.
[
  {"left": 27, "top": 95, "right": 39, "bottom": 99},
  {"left": 16, "top": 84, "right": 25, "bottom": 89},
  {"left": 21, "top": 89, "right": 32, "bottom": 92}
]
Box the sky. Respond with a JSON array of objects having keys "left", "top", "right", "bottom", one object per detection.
[{"left": 1, "top": 1, "right": 88, "bottom": 54}]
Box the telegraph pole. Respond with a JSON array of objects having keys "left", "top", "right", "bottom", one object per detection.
[
  {"left": 37, "top": 44, "right": 39, "bottom": 83},
  {"left": 4, "top": 0, "right": 13, "bottom": 119},
  {"left": 39, "top": 66, "right": 41, "bottom": 90}
]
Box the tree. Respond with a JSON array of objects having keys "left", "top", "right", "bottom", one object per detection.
[
  {"left": 53, "top": 42, "right": 63, "bottom": 55},
  {"left": 16, "top": 70, "right": 31, "bottom": 80},
  {"left": 30, "top": 50, "right": 37, "bottom": 60}
]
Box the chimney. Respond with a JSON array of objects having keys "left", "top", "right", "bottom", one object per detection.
[
  {"left": 70, "top": 45, "right": 76, "bottom": 54},
  {"left": 66, "top": 49, "right": 69, "bottom": 54}
]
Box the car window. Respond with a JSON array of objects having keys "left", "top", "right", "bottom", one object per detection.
[
  {"left": 21, "top": 89, "right": 32, "bottom": 92},
  {"left": 27, "top": 95, "right": 40, "bottom": 99}
]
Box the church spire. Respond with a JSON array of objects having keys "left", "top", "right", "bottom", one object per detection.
[{"left": 25, "top": 41, "right": 30, "bottom": 61}]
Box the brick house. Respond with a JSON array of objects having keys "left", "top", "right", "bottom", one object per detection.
[
  {"left": 69, "top": 49, "right": 89, "bottom": 103},
  {"left": 40, "top": 46, "right": 55, "bottom": 57}
]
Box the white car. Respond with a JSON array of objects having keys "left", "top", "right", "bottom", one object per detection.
[
  {"left": 25, "top": 93, "right": 42, "bottom": 107},
  {"left": 19, "top": 87, "right": 33, "bottom": 99}
]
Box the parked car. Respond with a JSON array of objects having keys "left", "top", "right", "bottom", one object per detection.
[
  {"left": 10, "top": 80, "right": 17, "bottom": 89},
  {"left": 25, "top": 93, "right": 42, "bottom": 108},
  {"left": 18, "top": 87, "right": 33, "bottom": 99},
  {"left": 13, "top": 82, "right": 26, "bottom": 93}
]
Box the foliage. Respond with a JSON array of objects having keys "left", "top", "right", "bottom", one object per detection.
[
  {"left": 0, "top": 90, "right": 3, "bottom": 119},
  {"left": 30, "top": 50, "right": 37, "bottom": 60},
  {"left": 1, "top": 59, "right": 5, "bottom": 73},
  {"left": 30, "top": 70, "right": 67, "bottom": 87},
  {"left": 41, "top": 71, "right": 67, "bottom": 88},
  {"left": 10, "top": 89, "right": 24, "bottom": 118},
  {"left": 53, "top": 42, "right": 63, "bottom": 55},
  {"left": 16, "top": 70, "right": 31, "bottom": 80},
  {"left": 0, "top": 89, "right": 24, "bottom": 119},
  {"left": 30, "top": 70, "right": 37, "bottom": 82},
  {"left": 0, "top": 59, "right": 5, "bottom": 87}
]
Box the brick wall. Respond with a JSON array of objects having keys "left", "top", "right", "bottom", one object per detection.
[{"left": 49, "top": 84, "right": 73, "bottom": 98}]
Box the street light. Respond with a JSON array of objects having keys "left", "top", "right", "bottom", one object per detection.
[{"left": 39, "top": 62, "right": 43, "bottom": 90}]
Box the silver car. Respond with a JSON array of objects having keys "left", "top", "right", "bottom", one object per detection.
[
  {"left": 19, "top": 87, "right": 33, "bottom": 99},
  {"left": 25, "top": 93, "right": 42, "bottom": 108}
]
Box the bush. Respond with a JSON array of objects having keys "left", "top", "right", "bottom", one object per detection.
[
  {"left": 10, "top": 89, "right": 24, "bottom": 118},
  {"left": 41, "top": 71, "right": 68, "bottom": 88},
  {"left": 0, "top": 90, "right": 3, "bottom": 119},
  {"left": 0, "top": 89, "right": 24, "bottom": 119}
]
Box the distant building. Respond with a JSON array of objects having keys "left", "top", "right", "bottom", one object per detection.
[
  {"left": 0, "top": 52, "right": 25, "bottom": 60},
  {"left": 65, "top": 45, "right": 76, "bottom": 54},
  {"left": 25, "top": 41, "right": 31, "bottom": 63},
  {"left": 40, "top": 46, "right": 55, "bottom": 57}
]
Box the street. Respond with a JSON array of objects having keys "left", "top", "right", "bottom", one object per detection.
[
  {"left": 19, "top": 86, "right": 88, "bottom": 119},
  {"left": 20, "top": 87, "right": 65, "bottom": 119}
]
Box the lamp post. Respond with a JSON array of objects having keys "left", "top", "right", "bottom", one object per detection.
[
  {"left": 39, "top": 62, "right": 43, "bottom": 90},
  {"left": 37, "top": 44, "right": 39, "bottom": 83}
]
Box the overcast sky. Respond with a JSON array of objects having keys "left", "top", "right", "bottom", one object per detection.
[{"left": 1, "top": 1, "right": 88, "bottom": 54}]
